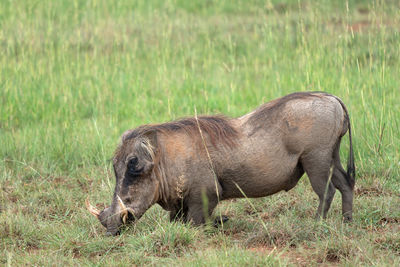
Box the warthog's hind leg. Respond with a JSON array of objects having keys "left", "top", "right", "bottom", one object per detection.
[
  {"left": 301, "top": 152, "right": 336, "bottom": 219},
  {"left": 331, "top": 146, "right": 354, "bottom": 222}
]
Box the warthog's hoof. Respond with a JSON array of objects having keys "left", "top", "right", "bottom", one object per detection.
[
  {"left": 214, "top": 215, "right": 229, "bottom": 227},
  {"left": 343, "top": 216, "right": 352, "bottom": 223}
]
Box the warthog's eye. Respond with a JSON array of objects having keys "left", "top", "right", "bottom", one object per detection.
[
  {"left": 127, "top": 156, "right": 143, "bottom": 177},
  {"left": 128, "top": 157, "right": 138, "bottom": 168}
]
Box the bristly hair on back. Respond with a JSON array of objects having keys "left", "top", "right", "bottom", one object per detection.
[
  {"left": 118, "top": 115, "right": 239, "bottom": 153},
  {"left": 247, "top": 91, "right": 331, "bottom": 133}
]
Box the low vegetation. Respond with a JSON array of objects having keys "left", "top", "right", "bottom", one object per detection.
[{"left": 1, "top": 0, "right": 399, "bottom": 266}]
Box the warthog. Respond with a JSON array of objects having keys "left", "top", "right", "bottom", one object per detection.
[{"left": 87, "top": 92, "right": 355, "bottom": 236}]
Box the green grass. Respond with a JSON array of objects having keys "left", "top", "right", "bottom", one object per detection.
[{"left": 1, "top": 0, "right": 399, "bottom": 266}]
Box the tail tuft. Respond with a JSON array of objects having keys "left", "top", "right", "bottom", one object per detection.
[{"left": 346, "top": 121, "right": 355, "bottom": 189}]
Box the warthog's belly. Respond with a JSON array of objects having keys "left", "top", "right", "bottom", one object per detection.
[{"left": 218, "top": 153, "right": 303, "bottom": 199}]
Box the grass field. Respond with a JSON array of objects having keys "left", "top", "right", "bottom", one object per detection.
[{"left": 1, "top": 0, "right": 399, "bottom": 266}]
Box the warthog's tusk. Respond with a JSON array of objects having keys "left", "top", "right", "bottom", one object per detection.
[
  {"left": 85, "top": 198, "right": 100, "bottom": 217},
  {"left": 117, "top": 195, "right": 134, "bottom": 224}
]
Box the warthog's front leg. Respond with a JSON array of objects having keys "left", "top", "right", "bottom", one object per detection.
[{"left": 169, "top": 201, "right": 188, "bottom": 223}]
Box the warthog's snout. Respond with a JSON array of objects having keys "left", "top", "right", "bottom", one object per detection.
[{"left": 86, "top": 197, "right": 134, "bottom": 236}]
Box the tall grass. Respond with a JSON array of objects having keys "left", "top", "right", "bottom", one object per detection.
[{"left": 1, "top": 0, "right": 399, "bottom": 266}]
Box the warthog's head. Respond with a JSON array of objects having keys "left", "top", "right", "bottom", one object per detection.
[{"left": 86, "top": 133, "right": 159, "bottom": 236}]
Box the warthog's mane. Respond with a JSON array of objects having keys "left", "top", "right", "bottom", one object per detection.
[{"left": 115, "top": 115, "right": 239, "bottom": 159}]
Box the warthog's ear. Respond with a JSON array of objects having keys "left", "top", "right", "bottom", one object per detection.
[
  {"left": 142, "top": 130, "right": 158, "bottom": 150},
  {"left": 129, "top": 132, "right": 157, "bottom": 176}
]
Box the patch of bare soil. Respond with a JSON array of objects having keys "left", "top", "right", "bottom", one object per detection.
[
  {"left": 378, "top": 217, "right": 400, "bottom": 225},
  {"left": 1, "top": 181, "right": 18, "bottom": 203},
  {"left": 246, "top": 229, "right": 295, "bottom": 248},
  {"left": 374, "top": 236, "right": 400, "bottom": 256},
  {"left": 88, "top": 241, "right": 125, "bottom": 259},
  {"left": 317, "top": 247, "right": 349, "bottom": 265},
  {"left": 363, "top": 216, "right": 400, "bottom": 236},
  {"left": 50, "top": 175, "right": 92, "bottom": 192},
  {"left": 248, "top": 246, "right": 341, "bottom": 267},
  {"left": 355, "top": 186, "right": 396, "bottom": 197},
  {"left": 327, "top": 15, "right": 397, "bottom": 35}
]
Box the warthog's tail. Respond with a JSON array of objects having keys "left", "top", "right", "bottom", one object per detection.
[
  {"left": 346, "top": 117, "right": 355, "bottom": 189},
  {"left": 333, "top": 95, "right": 355, "bottom": 189}
]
